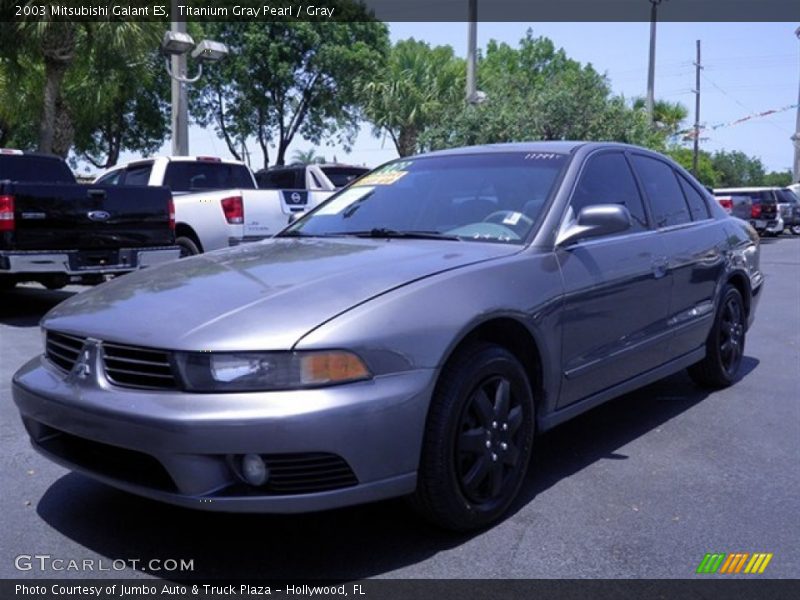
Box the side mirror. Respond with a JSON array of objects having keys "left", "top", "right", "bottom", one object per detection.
[{"left": 557, "top": 204, "right": 631, "bottom": 246}]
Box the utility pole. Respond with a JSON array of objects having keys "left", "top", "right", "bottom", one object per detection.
[
  {"left": 170, "top": 0, "right": 189, "bottom": 156},
  {"left": 792, "top": 26, "right": 800, "bottom": 183},
  {"left": 692, "top": 39, "right": 702, "bottom": 175},
  {"left": 646, "top": 0, "right": 663, "bottom": 124},
  {"left": 465, "top": 0, "right": 477, "bottom": 103}
]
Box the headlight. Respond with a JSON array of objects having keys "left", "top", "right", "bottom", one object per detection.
[{"left": 175, "top": 350, "right": 371, "bottom": 392}]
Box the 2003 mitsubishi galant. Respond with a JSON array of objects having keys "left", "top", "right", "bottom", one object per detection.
[{"left": 13, "top": 142, "right": 762, "bottom": 530}]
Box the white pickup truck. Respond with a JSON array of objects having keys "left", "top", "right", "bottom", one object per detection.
[{"left": 95, "top": 156, "right": 331, "bottom": 256}]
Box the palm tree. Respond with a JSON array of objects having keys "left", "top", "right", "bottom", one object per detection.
[
  {"left": 360, "top": 39, "right": 465, "bottom": 157},
  {"left": 13, "top": 17, "right": 161, "bottom": 156},
  {"left": 633, "top": 97, "right": 688, "bottom": 136},
  {"left": 291, "top": 148, "right": 325, "bottom": 164}
]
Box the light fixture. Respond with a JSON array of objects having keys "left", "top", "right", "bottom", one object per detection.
[
  {"left": 191, "top": 39, "right": 229, "bottom": 63},
  {"left": 161, "top": 30, "right": 195, "bottom": 56}
]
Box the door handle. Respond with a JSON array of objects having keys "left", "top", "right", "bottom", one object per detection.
[{"left": 651, "top": 257, "right": 669, "bottom": 279}]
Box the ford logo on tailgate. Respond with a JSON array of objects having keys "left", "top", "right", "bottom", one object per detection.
[{"left": 87, "top": 210, "right": 111, "bottom": 222}]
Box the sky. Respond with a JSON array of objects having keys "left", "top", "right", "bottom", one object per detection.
[{"left": 112, "top": 21, "right": 800, "bottom": 176}]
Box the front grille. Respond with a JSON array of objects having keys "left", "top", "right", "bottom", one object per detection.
[
  {"left": 45, "top": 331, "right": 86, "bottom": 372},
  {"left": 102, "top": 342, "right": 178, "bottom": 390},
  {"left": 226, "top": 453, "right": 359, "bottom": 496}
]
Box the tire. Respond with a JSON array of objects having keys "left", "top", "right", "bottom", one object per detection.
[
  {"left": 688, "top": 284, "right": 746, "bottom": 388},
  {"left": 790, "top": 224, "right": 800, "bottom": 236},
  {"left": 176, "top": 235, "right": 201, "bottom": 257},
  {"left": 411, "top": 343, "right": 535, "bottom": 531}
]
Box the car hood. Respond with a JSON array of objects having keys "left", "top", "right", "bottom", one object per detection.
[{"left": 43, "top": 237, "right": 519, "bottom": 351}]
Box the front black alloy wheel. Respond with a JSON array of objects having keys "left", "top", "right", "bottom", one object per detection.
[
  {"left": 688, "top": 284, "right": 746, "bottom": 388},
  {"left": 411, "top": 343, "right": 534, "bottom": 531},
  {"left": 790, "top": 223, "right": 800, "bottom": 236}
]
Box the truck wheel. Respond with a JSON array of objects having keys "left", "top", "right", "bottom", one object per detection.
[
  {"left": 411, "top": 343, "right": 535, "bottom": 531},
  {"left": 688, "top": 284, "right": 746, "bottom": 388},
  {"left": 176, "top": 236, "right": 201, "bottom": 257}
]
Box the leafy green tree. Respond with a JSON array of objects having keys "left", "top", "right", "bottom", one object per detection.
[
  {"left": 762, "top": 170, "right": 792, "bottom": 187},
  {"left": 665, "top": 147, "right": 718, "bottom": 187},
  {"left": 711, "top": 150, "right": 766, "bottom": 187},
  {"left": 2, "top": 11, "right": 164, "bottom": 158},
  {"left": 191, "top": 18, "right": 388, "bottom": 168},
  {"left": 421, "top": 31, "right": 662, "bottom": 151},
  {"left": 360, "top": 39, "right": 464, "bottom": 157}
]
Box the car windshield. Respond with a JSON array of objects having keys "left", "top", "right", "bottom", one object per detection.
[{"left": 283, "top": 152, "right": 568, "bottom": 244}]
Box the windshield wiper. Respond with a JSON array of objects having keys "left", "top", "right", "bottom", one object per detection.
[{"left": 344, "top": 228, "right": 461, "bottom": 241}]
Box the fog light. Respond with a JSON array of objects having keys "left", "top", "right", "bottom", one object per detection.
[{"left": 241, "top": 454, "right": 269, "bottom": 486}]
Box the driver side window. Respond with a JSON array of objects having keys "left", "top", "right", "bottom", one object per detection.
[{"left": 571, "top": 152, "right": 648, "bottom": 232}]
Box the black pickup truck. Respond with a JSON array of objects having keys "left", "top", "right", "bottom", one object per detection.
[{"left": 0, "top": 151, "right": 179, "bottom": 290}]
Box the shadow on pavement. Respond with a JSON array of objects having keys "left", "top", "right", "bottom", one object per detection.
[
  {"left": 0, "top": 285, "right": 78, "bottom": 327},
  {"left": 36, "top": 358, "right": 759, "bottom": 581}
]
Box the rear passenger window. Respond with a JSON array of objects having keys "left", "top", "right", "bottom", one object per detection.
[
  {"left": 677, "top": 175, "right": 710, "bottom": 220},
  {"left": 124, "top": 164, "right": 153, "bottom": 186},
  {"left": 571, "top": 152, "right": 648, "bottom": 231},
  {"left": 631, "top": 155, "right": 691, "bottom": 228}
]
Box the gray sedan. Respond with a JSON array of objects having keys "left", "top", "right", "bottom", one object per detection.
[{"left": 12, "top": 142, "right": 763, "bottom": 530}]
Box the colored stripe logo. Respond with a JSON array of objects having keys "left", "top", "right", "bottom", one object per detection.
[{"left": 696, "top": 553, "right": 773, "bottom": 574}]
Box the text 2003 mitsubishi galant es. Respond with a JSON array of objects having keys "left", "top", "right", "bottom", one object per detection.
[{"left": 13, "top": 142, "right": 762, "bottom": 530}]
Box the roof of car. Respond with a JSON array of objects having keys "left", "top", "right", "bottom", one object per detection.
[{"left": 412, "top": 141, "right": 670, "bottom": 159}]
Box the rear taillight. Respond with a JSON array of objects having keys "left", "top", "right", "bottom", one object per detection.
[
  {"left": 718, "top": 198, "right": 732, "bottom": 213},
  {"left": 751, "top": 203, "right": 762, "bottom": 219},
  {"left": 168, "top": 197, "right": 175, "bottom": 230},
  {"left": 0, "top": 194, "right": 14, "bottom": 232},
  {"left": 221, "top": 196, "right": 244, "bottom": 224}
]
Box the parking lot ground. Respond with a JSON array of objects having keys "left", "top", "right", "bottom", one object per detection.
[{"left": 0, "top": 236, "right": 798, "bottom": 580}]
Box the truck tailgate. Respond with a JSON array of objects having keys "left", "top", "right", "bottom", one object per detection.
[
  {"left": 6, "top": 183, "right": 173, "bottom": 250},
  {"left": 242, "top": 189, "right": 333, "bottom": 238}
]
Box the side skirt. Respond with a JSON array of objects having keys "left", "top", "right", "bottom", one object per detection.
[{"left": 538, "top": 346, "right": 705, "bottom": 432}]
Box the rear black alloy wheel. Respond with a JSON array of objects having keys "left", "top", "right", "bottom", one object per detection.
[
  {"left": 688, "top": 284, "right": 746, "bottom": 388},
  {"left": 412, "top": 343, "right": 534, "bottom": 530},
  {"left": 790, "top": 224, "right": 800, "bottom": 236}
]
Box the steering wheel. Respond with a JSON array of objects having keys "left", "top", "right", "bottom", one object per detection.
[{"left": 482, "top": 210, "right": 534, "bottom": 233}]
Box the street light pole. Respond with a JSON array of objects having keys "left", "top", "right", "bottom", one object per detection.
[
  {"left": 792, "top": 26, "right": 800, "bottom": 183},
  {"left": 465, "top": 0, "right": 477, "bottom": 103},
  {"left": 646, "top": 0, "right": 663, "bottom": 124},
  {"left": 170, "top": 0, "right": 189, "bottom": 156}
]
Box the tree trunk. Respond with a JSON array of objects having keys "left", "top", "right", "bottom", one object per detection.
[
  {"left": 38, "top": 62, "right": 68, "bottom": 154},
  {"left": 51, "top": 95, "right": 74, "bottom": 158},
  {"left": 396, "top": 125, "right": 418, "bottom": 157}
]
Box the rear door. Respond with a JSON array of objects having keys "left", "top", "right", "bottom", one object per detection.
[
  {"left": 557, "top": 150, "right": 672, "bottom": 407},
  {"left": 629, "top": 154, "right": 726, "bottom": 359}
]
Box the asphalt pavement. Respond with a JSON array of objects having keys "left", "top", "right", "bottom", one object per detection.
[{"left": 0, "top": 236, "right": 797, "bottom": 580}]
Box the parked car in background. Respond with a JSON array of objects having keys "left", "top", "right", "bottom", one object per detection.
[
  {"left": 711, "top": 193, "right": 751, "bottom": 222},
  {"left": 713, "top": 187, "right": 782, "bottom": 236},
  {"left": 14, "top": 142, "right": 762, "bottom": 530},
  {"left": 96, "top": 156, "right": 322, "bottom": 257},
  {"left": 775, "top": 187, "right": 800, "bottom": 235},
  {"left": 0, "top": 150, "right": 178, "bottom": 291},
  {"left": 256, "top": 162, "right": 369, "bottom": 192}
]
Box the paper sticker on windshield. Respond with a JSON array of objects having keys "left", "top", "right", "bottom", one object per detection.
[
  {"left": 503, "top": 212, "right": 523, "bottom": 226},
  {"left": 355, "top": 171, "right": 407, "bottom": 187},
  {"left": 315, "top": 186, "right": 375, "bottom": 216}
]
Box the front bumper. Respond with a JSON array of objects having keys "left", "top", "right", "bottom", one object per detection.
[
  {"left": 0, "top": 246, "right": 180, "bottom": 275},
  {"left": 12, "top": 356, "right": 434, "bottom": 513}
]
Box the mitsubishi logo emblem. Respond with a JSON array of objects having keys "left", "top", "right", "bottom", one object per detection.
[{"left": 73, "top": 348, "right": 91, "bottom": 379}]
